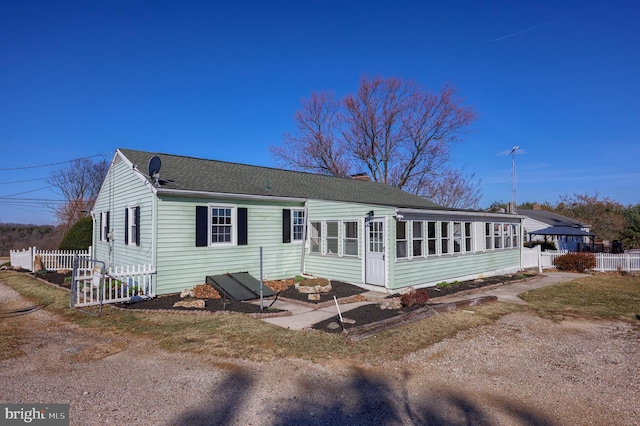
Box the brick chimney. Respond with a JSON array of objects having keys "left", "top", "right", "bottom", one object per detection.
[{"left": 351, "top": 173, "right": 370, "bottom": 181}]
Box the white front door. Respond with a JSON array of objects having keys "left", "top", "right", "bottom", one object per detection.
[{"left": 365, "top": 218, "right": 385, "bottom": 286}]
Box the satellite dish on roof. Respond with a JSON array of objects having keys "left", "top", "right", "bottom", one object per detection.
[{"left": 148, "top": 156, "right": 161, "bottom": 186}]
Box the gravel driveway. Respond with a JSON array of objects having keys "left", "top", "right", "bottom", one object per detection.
[{"left": 1, "top": 281, "right": 638, "bottom": 425}]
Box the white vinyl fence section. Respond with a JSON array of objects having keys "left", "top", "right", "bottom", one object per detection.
[
  {"left": 524, "top": 249, "right": 640, "bottom": 273},
  {"left": 594, "top": 253, "right": 640, "bottom": 272},
  {"left": 521, "top": 246, "right": 542, "bottom": 272},
  {"left": 9, "top": 246, "right": 91, "bottom": 272},
  {"left": 73, "top": 264, "right": 156, "bottom": 308},
  {"left": 9, "top": 247, "right": 33, "bottom": 270}
]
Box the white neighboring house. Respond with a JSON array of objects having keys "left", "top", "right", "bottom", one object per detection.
[{"left": 519, "top": 207, "right": 594, "bottom": 251}]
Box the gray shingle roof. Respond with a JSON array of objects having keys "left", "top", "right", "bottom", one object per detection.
[
  {"left": 118, "top": 148, "right": 445, "bottom": 210},
  {"left": 518, "top": 208, "right": 589, "bottom": 228}
]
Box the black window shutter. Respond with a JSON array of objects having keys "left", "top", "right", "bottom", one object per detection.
[
  {"left": 237, "top": 208, "right": 248, "bottom": 245},
  {"left": 282, "top": 209, "right": 291, "bottom": 243},
  {"left": 135, "top": 206, "right": 140, "bottom": 246},
  {"left": 195, "top": 206, "right": 208, "bottom": 247},
  {"left": 124, "top": 208, "right": 129, "bottom": 244}
]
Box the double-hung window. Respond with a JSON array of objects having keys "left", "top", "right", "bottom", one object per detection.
[
  {"left": 494, "top": 223, "right": 503, "bottom": 249},
  {"left": 343, "top": 221, "right": 359, "bottom": 256},
  {"left": 396, "top": 221, "right": 408, "bottom": 259},
  {"left": 464, "top": 222, "right": 473, "bottom": 252},
  {"left": 211, "top": 206, "right": 234, "bottom": 244},
  {"left": 511, "top": 224, "right": 519, "bottom": 247},
  {"left": 427, "top": 221, "right": 437, "bottom": 255},
  {"left": 125, "top": 206, "right": 140, "bottom": 246},
  {"left": 441, "top": 221, "right": 450, "bottom": 254},
  {"left": 326, "top": 221, "right": 339, "bottom": 254},
  {"left": 100, "top": 211, "right": 110, "bottom": 242},
  {"left": 504, "top": 223, "right": 512, "bottom": 248},
  {"left": 485, "top": 223, "right": 493, "bottom": 250},
  {"left": 453, "top": 222, "right": 463, "bottom": 253},
  {"left": 412, "top": 221, "right": 423, "bottom": 257},
  {"left": 310, "top": 221, "right": 322, "bottom": 253},
  {"left": 292, "top": 209, "right": 305, "bottom": 241}
]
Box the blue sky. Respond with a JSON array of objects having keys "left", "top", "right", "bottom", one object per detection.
[{"left": 1, "top": 0, "right": 639, "bottom": 225}]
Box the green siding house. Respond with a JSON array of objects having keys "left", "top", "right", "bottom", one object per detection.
[{"left": 92, "top": 148, "right": 523, "bottom": 296}]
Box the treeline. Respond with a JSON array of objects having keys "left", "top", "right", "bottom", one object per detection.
[
  {"left": 0, "top": 223, "right": 64, "bottom": 256},
  {"left": 513, "top": 193, "right": 640, "bottom": 249}
]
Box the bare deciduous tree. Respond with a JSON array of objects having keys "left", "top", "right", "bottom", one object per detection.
[
  {"left": 271, "top": 76, "right": 480, "bottom": 208},
  {"left": 48, "top": 157, "right": 109, "bottom": 228},
  {"left": 421, "top": 169, "right": 482, "bottom": 209}
]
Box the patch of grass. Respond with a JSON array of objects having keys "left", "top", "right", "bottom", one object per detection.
[
  {"left": 520, "top": 274, "right": 640, "bottom": 322},
  {"left": 0, "top": 319, "right": 25, "bottom": 360}
]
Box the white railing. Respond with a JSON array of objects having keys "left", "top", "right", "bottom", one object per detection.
[
  {"left": 9, "top": 247, "right": 33, "bottom": 270},
  {"left": 594, "top": 253, "right": 640, "bottom": 272},
  {"left": 9, "top": 246, "right": 92, "bottom": 272},
  {"left": 73, "top": 264, "right": 156, "bottom": 307}
]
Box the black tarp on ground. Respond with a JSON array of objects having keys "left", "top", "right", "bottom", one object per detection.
[{"left": 206, "top": 272, "right": 275, "bottom": 301}]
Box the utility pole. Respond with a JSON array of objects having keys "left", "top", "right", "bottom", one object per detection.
[{"left": 510, "top": 145, "right": 519, "bottom": 214}]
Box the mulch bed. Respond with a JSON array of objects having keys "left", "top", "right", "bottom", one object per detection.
[
  {"left": 115, "top": 294, "right": 285, "bottom": 316},
  {"left": 312, "top": 303, "right": 426, "bottom": 334},
  {"left": 31, "top": 270, "right": 72, "bottom": 288},
  {"left": 276, "top": 280, "right": 367, "bottom": 306},
  {"left": 312, "top": 273, "right": 537, "bottom": 333}
]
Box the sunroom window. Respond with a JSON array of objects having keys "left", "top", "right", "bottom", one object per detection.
[
  {"left": 343, "top": 221, "right": 358, "bottom": 256},
  {"left": 396, "top": 221, "right": 408, "bottom": 259}
]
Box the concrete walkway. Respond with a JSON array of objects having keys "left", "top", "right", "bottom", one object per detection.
[{"left": 261, "top": 271, "right": 589, "bottom": 330}]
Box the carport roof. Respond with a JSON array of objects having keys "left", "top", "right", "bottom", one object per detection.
[{"left": 528, "top": 226, "right": 595, "bottom": 237}]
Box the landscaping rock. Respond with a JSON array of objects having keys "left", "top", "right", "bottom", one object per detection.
[
  {"left": 380, "top": 298, "right": 402, "bottom": 310},
  {"left": 173, "top": 299, "right": 205, "bottom": 309},
  {"left": 307, "top": 293, "right": 321, "bottom": 301},
  {"left": 296, "top": 278, "right": 332, "bottom": 294},
  {"left": 180, "top": 289, "right": 196, "bottom": 298}
]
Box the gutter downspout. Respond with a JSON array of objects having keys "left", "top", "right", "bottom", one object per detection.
[{"left": 300, "top": 201, "right": 308, "bottom": 275}]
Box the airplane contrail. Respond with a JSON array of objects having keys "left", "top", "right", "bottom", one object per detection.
[{"left": 492, "top": 17, "right": 564, "bottom": 42}]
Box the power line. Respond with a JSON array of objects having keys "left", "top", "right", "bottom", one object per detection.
[
  {"left": 0, "top": 186, "right": 53, "bottom": 198},
  {"left": 0, "top": 177, "right": 49, "bottom": 185},
  {"left": 0, "top": 153, "right": 109, "bottom": 171}
]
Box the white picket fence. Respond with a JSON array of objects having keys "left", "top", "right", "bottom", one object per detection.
[
  {"left": 9, "top": 246, "right": 91, "bottom": 272},
  {"left": 73, "top": 264, "right": 156, "bottom": 307},
  {"left": 522, "top": 247, "right": 640, "bottom": 272},
  {"left": 593, "top": 253, "right": 640, "bottom": 272}
]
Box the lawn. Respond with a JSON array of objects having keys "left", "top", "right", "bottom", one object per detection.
[{"left": 1, "top": 270, "right": 639, "bottom": 365}]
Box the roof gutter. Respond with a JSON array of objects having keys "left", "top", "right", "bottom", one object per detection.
[
  {"left": 155, "top": 187, "right": 308, "bottom": 203},
  {"left": 396, "top": 208, "right": 525, "bottom": 221}
]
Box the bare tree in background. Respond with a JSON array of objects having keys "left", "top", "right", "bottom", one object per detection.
[
  {"left": 271, "top": 76, "right": 480, "bottom": 208},
  {"left": 48, "top": 157, "right": 109, "bottom": 228},
  {"left": 422, "top": 169, "right": 482, "bottom": 209}
]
